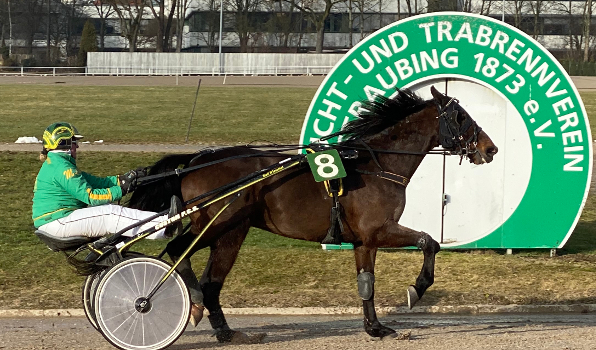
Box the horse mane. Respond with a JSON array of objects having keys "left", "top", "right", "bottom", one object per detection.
[
  {"left": 127, "top": 153, "right": 196, "bottom": 212},
  {"left": 326, "top": 89, "right": 428, "bottom": 142}
]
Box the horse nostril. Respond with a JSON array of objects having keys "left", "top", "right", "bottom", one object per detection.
[{"left": 487, "top": 146, "right": 498, "bottom": 155}]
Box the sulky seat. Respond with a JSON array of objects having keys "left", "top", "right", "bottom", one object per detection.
[{"left": 35, "top": 230, "right": 99, "bottom": 252}]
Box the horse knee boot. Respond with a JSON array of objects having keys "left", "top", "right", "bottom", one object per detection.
[{"left": 357, "top": 272, "right": 375, "bottom": 300}]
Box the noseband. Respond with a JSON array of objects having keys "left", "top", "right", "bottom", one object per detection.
[{"left": 435, "top": 96, "right": 482, "bottom": 162}]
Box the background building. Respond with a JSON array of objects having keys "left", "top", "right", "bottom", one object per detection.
[{"left": 0, "top": 0, "right": 594, "bottom": 66}]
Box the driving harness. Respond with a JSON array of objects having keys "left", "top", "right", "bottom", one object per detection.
[{"left": 320, "top": 94, "right": 481, "bottom": 245}]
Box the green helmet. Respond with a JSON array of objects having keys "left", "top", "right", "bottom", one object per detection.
[{"left": 42, "top": 122, "right": 84, "bottom": 150}]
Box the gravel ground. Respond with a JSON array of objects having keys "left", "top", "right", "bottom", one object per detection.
[
  {"left": 0, "top": 75, "right": 325, "bottom": 87},
  {"left": 2, "top": 314, "right": 596, "bottom": 350},
  {"left": 0, "top": 75, "right": 593, "bottom": 90}
]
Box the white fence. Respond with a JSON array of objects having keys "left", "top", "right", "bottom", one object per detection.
[
  {"left": 0, "top": 66, "right": 87, "bottom": 76},
  {"left": 0, "top": 53, "right": 344, "bottom": 76},
  {"left": 87, "top": 52, "right": 344, "bottom": 76},
  {"left": 0, "top": 65, "right": 335, "bottom": 76}
]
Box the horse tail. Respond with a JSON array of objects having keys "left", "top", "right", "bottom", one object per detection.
[{"left": 128, "top": 153, "right": 198, "bottom": 212}]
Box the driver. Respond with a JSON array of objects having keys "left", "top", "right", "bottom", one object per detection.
[{"left": 32, "top": 122, "right": 183, "bottom": 240}]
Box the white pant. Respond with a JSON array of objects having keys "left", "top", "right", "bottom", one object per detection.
[{"left": 39, "top": 204, "right": 168, "bottom": 240}]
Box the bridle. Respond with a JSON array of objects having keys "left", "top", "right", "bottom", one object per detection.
[{"left": 435, "top": 96, "right": 482, "bottom": 163}]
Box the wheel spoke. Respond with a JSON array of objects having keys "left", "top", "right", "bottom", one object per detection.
[{"left": 96, "top": 257, "right": 190, "bottom": 350}]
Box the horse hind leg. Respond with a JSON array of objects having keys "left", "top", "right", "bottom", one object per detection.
[
  {"left": 166, "top": 234, "right": 204, "bottom": 304},
  {"left": 165, "top": 234, "right": 205, "bottom": 325},
  {"left": 199, "top": 220, "right": 264, "bottom": 344},
  {"left": 407, "top": 231, "right": 441, "bottom": 309}
]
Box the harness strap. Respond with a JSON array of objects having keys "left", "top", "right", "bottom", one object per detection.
[
  {"left": 359, "top": 140, "right": 384, "bottom": 171},
  {"left": 355, "top": 169, "right": 409, "bottom": 187},
  {"left": 321, "top": 188, "right": 345, "bottom": 245},
  {"left": 323, "top": 178, "right": 344, "bottom": 197}
]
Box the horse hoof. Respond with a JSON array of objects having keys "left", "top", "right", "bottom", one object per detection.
[
  {"left": 407, "top": 285, "right": 419, "bottom": 309},
  {"left": 215, "top": 330, "right": 236, "bottom": 343},
  {"left": 364, "top": 321, "right": 396, "bottom": 339},
  {"left": 189, "top": 303, "right": 204, "bottom": 327}
]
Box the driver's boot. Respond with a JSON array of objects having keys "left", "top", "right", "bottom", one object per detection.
[{"left": 164, "top": 195, "right": 184, "bottom": 238}]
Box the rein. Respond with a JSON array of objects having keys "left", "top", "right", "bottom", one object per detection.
[
  {"left": 137, "top": 93, "right": 474, "bottom": 187},
  {"left": 137, "top": 150, "right": 300, "bottom": 186}
]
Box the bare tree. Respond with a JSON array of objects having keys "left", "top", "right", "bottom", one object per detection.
[
  {"left": 479, "top": 0, "right": 492, "bottom": 16},
  {"left": 288, "top": 0, "right": 342, "bottom": 53},
  {"left": 12, "top": 0, "right": 45, "bottom": 54},
  {"left": 509, "top": 0, "right": 526, "bottom": 28},
  {"left": 64, "top": 0, "right": 88, "bottom": 58},
  {"left": 352, "top": 0, "right": 380, "bottom": 41},
  {"left": 461, "top": 0, "right": 472, "bottom": 12},
  {"left": 148, "top": 0, "right": 177, "bottom": 52},
  {"left": 226, "top": 0, "right": 262, "bottom": 52},
  {"left": 175, "top": 0, "right": 190, "bottom": 52},
  {"left": 552, "top": 1, "right": 579, "bottom": 60},
  {"left": 263, "top": 0, "right": 296, "bottom": 49},
  {"left": 404, "top": 0, "right": 412, "bottom": 16},
  {"left": 583, "top": 0, "right": 593, "bottom": 61},
  {"left": 107, "top": 0, "right": 147, "bottom": 52},
  {"left": 194, "top": 0, "right": 221, "bottom": 52},
  {"left": 0, "top": 0, "right": 8, "bottom": 47},
  {"left": 91, "top": 0, "right": 115, "bottom": 51}
]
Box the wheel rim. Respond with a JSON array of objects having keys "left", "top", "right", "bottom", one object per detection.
[
  {"left": 95, "top": 257, "right": 190, "bottom": 350},
  {"left": 82, "top": 272, "right": 102, "bottom": 331}
]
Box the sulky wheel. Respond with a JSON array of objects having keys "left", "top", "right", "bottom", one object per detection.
[
  {"left": 82, "top": 252, "right": 143, "bottom": 332},
  {"left": 94, "top": 256, "right": 190, "bottom": 350},
  {"left": 82, "top": 271, "right": 103, "bottom": 331}
]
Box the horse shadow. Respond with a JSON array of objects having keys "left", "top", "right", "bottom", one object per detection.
[
  {"left": 168, "top": 312, "right": 596, "bottom": 349},
  {"left": 170, "top": 317, "right": 370, "bottom": 349}
]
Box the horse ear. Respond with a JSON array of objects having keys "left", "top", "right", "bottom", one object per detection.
[{"left": 430, "top": 86, "right": 443, "bottom": 100}]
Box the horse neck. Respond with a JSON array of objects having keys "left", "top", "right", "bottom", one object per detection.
[{"left": 366, "top": 103, "right": 439, "bottom": 178}]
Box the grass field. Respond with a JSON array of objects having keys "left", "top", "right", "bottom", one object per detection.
[
  {"left": 1, "top": 86, "right": 596, "bottom": 310},
  {"left": 0, "top": 85, "right": 316, "bottom": 145},
  {"left": 1, "top": 86, "right": 596, "bottom": 145}
]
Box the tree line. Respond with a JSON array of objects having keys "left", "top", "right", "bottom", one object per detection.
[{"left": 0, "top": 0, "right": 594, "bottom": 66}]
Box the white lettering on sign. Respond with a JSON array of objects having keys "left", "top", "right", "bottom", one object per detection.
[
  {"left": 352, "top": 33, "right": 409, "bottom": 73},
  {"left": 318, "top": 18, "right": 589, "bottom": 173},
  {"left": 534, "top": 120, "right": 556, "bottom": 138}
]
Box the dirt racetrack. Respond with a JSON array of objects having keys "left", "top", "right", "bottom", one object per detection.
[
  {"left": 0, "top": 75, "right": 595, "bottom": 90},
  {"left": 0, "top": 75, "right": 325, "bottom": 87},
  {"left": 2, "top": 313, "right": 596, "bottom": 350}
]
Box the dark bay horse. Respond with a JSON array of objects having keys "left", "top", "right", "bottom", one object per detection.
[{"left": 129, "top": 86, "right": 498, "bottom": 340}]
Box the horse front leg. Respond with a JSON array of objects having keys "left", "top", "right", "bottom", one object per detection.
[
  {"left": 354, "top": 245, "right": 396, "bottom": 339},
  {"left": 375, "top": 222, "right": 441, "bottom": 308}
]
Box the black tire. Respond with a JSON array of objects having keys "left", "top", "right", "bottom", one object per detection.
[{"left": 82, "top": 272, "right": 102, "bottom": 331}]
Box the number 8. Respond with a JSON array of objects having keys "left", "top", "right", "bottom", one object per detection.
[{"left": 315, "top": 154, "right": 339, "bottom": 178}]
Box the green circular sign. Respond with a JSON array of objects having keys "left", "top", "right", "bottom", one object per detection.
[{"left": 300, "top": 12, "right": 592, "bottom": 249}]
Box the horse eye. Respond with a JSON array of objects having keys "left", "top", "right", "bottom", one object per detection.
[{"left": 391, "top": 135, "right": 398, "bottom": 141}]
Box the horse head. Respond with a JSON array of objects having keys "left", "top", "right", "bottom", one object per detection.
[{"left": 430, "top": 86, "right": 498, "bottom": 165}]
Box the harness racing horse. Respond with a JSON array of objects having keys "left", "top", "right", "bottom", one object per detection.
[{"left": 129, "top": 86, "right": 498, "bottom": 341}]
